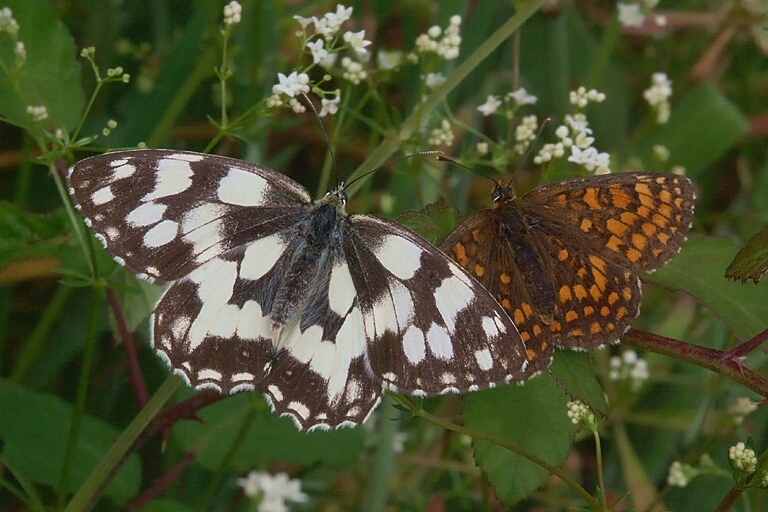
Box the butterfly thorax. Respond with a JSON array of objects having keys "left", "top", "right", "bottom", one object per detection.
[{"left": 268, "top": 189, "right": 349, "bottom": 333}]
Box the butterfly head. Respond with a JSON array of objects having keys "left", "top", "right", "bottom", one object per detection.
[
  {"left": 320, "top": 181, "right": 349, "bottom": 209},
  {"left": 491, "top": 181, "right": 516, "bottom": 204}
]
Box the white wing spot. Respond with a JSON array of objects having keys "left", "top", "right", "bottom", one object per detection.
[
  {"left": 426, "top": 322, "right": 453, "bottom": 360},
  {"left": 171, "top": 316, "right": 191, "bottom": 341},
  {"left": 92, "top": 186, "right": 114, "bottom": 205},
  {"left": 402, "top": 324, "right": 426, "bottom": 364},
  {"left": 240, "top": 234, "right": 287, "bottom": 281},
  {"left": 267, "top": 384, "right": 283, "bottom": 402},
  {"left": 143, "top": 159, "right": 194, "bottom": 201},
  {"left": 440, "top": 373, "right": 457, "bottom": 385},
  {"left": 169, "top": 152, "right": 205, "bottom": 162},
  {"left": 127, "top": 202, "right": 167, "bottom": 227},
  {"left": 143, "top": 219, "right": 179, "bottom": 248},
  {"left": 217, "top": 168, "right": 269, "bottom": 206},
  {"left": 112, "top": 163, "right": 136, "bottom": 180},
  {"left": 482, "top": 316, "right": 500, "bottom": 338},
  {"left": 328, "top": 262, "right": 356, "bottom": 316},
  {"left": 105, "top": 227, "right": 119, "bottom": 241},
  {"left": 186, "top": 258, "right": 239, "bottom": 349},
  {"left": 209, "top": 304, "right": 241, "bottom": 338},
  {"left": 434, "top": 274, "right": 473, "bottom": 333},
  {"left": 474, "top": 348, "right": 494, "bottom": 371},
  {"left": 197, "top": 368, "right": 223, "bottom": 382},
  {"left": 375, "top": 235, "right": 423, "bottom": 280},
  {"left": 288, "top": 401, "right": 311, "bottom": 420}
]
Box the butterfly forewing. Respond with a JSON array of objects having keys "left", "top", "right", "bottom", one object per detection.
[
  {"left": 68, "top": 150, "right": 313, "bottom": 282},
  {"left": 69, "top": 149, "right": 530, "bottom": 431},
  {"left": 440, "top": 172, "right": 695, "bottom": 355}
]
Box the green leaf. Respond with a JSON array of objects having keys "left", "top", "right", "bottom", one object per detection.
[
  {"left": 645, "top": 234, "right": 768, "bottom": 341},
  {"left": 397, "top": 201, "right": 462, "bottom": 244},
  {"left": 0, "top": 0, "right": 84, "bottom": 130},
  {"left": 549, "top": 350, "right": 607, "bottom": 416},
  {"left": 172, "top": 392, "right": 364, "bottom": 469},
  {"left": 724, "top": 224, "right": 768, "bottom": 284},
  {"left": 0, "top": 202, "right": 71, "bottom": 269},
  {"left": 464, "top": 374, "right": 576, "bottom": 505},
  {"left": 109, "top": 269, "right": 166, "bottom": 335},
  {"left": 634, "top": 83, "right": 750, "bottom": 175},
  {"left": 142, "top": 500, "right": 196, "bottom": 512},
  {"left": 0, "top": 380, "right": 141, "bottom": 504}
]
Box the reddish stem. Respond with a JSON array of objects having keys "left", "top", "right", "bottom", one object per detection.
[{"left": 106, "top": 288, "right": 150, "bottom": 408}]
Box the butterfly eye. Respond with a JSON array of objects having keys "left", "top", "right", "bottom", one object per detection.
[{"left": 491, "top": 187, "right": 504, "bottom": 203}]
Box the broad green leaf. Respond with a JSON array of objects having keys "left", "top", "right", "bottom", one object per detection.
[
  {"left": 0, "top": 0, "right": 83, "bottom": 130},
  {"left": 172, "top": 392, "right": 364, "bottom": 469},
  {"left": 724, "top": 224, "right": 768, "bottom": 284},
  {"left": 645, "top": 234, "right": 768, "bottom": 341},
  {"left": 634, "top": 84, "right": 749, "bottom": 175},
  {"left": 464, "top": 374, "right": 576, "bottom": 505},
  {"left": 0, "top": 202, "right": 70, "bottom": 269},
  {"left": 550, "top": 350, "right": 607, "bottom": 416},
  {"left": 0, "top": 380, "right": 141, "bottom": 504},
  {"left": 397, "top": 201, "right": 462, "bottom": 244}
]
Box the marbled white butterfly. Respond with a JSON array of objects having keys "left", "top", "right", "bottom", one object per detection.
[{"left": 68, "top": 149, "right": 531, "bottom": 431}]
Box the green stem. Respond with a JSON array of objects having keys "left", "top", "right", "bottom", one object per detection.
[
  {"left": 57, "top": 289, "right": 103, "bottom": 508},
  {"left": 344, "top": 0, "right": 547, "bottom": 195},
  {"left": 364, "top": 394, "right": 398, "bottom": 512},
  {"left": 593, "top": 429, "right": 607, "bottom": 510},
  {"left": 62, "top": 376, "right": 183, "bottom": 512},
  {"left": 9, "top": 285, "right": 73, "bottom": 384},
  {"left": 390, "top": 393, "right": 603, "bottom": 511}
]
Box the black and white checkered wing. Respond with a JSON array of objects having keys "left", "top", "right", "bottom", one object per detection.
[{"left": 68, "top": 149, "right": 312, "bottom": 283}]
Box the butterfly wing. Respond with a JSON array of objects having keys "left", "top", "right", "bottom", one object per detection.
[
  {"left": 68, "top": 149, "right": 313, "bottom": 282},
  {"left": 347, "top": 215, "right": 531, "bottom": 394},
  {"left": 439, "top": 211, "right": 555, "bottom": 376}
]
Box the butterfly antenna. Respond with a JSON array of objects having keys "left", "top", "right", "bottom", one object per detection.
[
  {"left": 343, "top": 150, "right": 447, "bottom": 191},
  {"left": 300, "top": 91, "right": 338, "bottom": 185}
]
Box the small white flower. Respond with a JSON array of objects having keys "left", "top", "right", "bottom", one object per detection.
[
  {"left": 293, "top": 15, "right": 316, "bottom": 29},
  {"left": 306, "top": 39, "right": 328, "bottom": 64},
  {"left": 555, "top": 125, "right": 569, "bottom": 140},
  {"left": 728, "top": 396, "right": 758, "bottom": 425},
  {"left": 477, "top": 95, "right": 501, "bottom": 116},
  {"left": 476, "top": 141, "right": 489, "bottom": 156},
  {"left": 272, "top": 71, "right": 310, "bottom": 97},
  {"left": 425, "top": 72, "right": 446, "bottom": 89},
  {"left": 14, "top": 41, "right": 25, "bottom": 60},
  {"left": 223, "top": 1, "right": 242, "bottom": 26},
  {"left": 343, "top": 30, "right": 371, "bottom": 56},
  {"left": 508, "top": 87, "right": 537, "bottom": 106},
  {"left": 643, "top": 72, "right": 672, "bottom": 123},
  {"left": 427, "top": 25, "right": 441, "bottom": 39},
  {"left": 574, "top": 130, "right": 595, "bottom": 149},
  {"left": 667, "top": 461, "right": 698, "bottom": 487},
  {"left": 318, "top": 4, "right": 353, "bottom": 39},
  {"left": 0, "top": 7, "right": 19, "bottom": 37},
  {"left": 289, "top": 97, "right": 306, "bottom": 113},
  {"left": 729, "top": 442, "right": 758, "bottom": 474},
  {"left": 26, "top": 105, "right": 48, "bottom": 122},
  {"left": 341, "top": 56, "right": 366, "bottom": 84},
  {"left": 653, "top": 144, "right": 670, "bottom": 162},
  {"left": 617, "top": 2, "right": 645, "bottom": 27},
  {"left": 377, "top": 50, "right": 403, "bottom": 70},
  {"left": 238, "top": 471, "right": 308, "bottom": 512},
  {"left": 566, "top": 400, "right": 596, "bottom": 428},
  {"left": 319, "top": 92, "right": 340, "bottom": 117},
  {"left": 428, "top": 119, "right": 454, "bottom": 147}
]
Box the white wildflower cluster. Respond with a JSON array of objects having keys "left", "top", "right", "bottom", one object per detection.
[
  {"left": 428, "top": 119, "right": 454, "bottom": 147},
  {"left": 569, "top": 86, "right": 606, "bottom": 108},
  {"left": 414, "top": 15, "right": 462, "bottom": 60},
  {"left": 477, "top": 87, "right": 538, "bottom": 117},
  {"left": 102, "top": 119, "right": 117, "bottom": 137},
  {"left": 608, "top": 350, "right": 649, "bottom": 392},
  {"left": 514, "top": 115, "right": 540, "bottom": 154},
  {"left": 667, "top": 461, "right": 698, "bottom": 488},
  {"left": 26, "top": 105, "right": 48, "bottom": 122},
  {"left": 728, "top": 397, "right": 758, "bottom": 426},
  {"left": 223, "top": 1, "right": 242, "bottom": 26},
  {"left": 533, "top": 94, "right": 611, "bottom": 176},
  {"left": 238, "top": 471, "right": 308, "bottom": 512},
  {"left": 268, "top": 5, "right": 370, "bottom": 115},
  {"left": 729, "top": 442, "right": 758, "bottom": 474},
  {"left": 0, "top": 8, "right": 25, "bottom": 66},
  {"left": 425, "top": 72, "right": 446, "bottom": 90},
  {"left": 566, "top": 400, "right": 596, "bottom": 430},
  {"left": 643, "top": 72, "right": 672, "bottom": 123},
  {"left": 106, "top": 66, "right": 130, "bottom": 83},
  {"left": 653, "top": 144, "right": 670, "bottom": 163},
  {"left": 0, "top": 7, "right": 19, "bottom": 38},
  {"left": 617, "top": 0, "right": 666, "bottom": 28}
]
